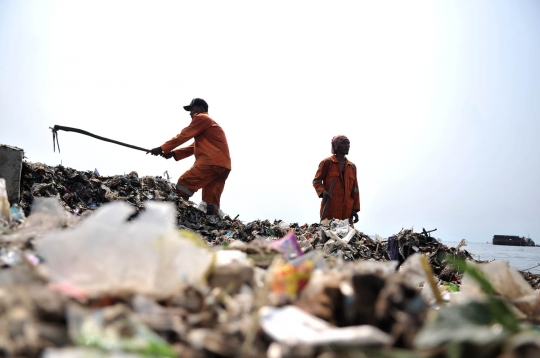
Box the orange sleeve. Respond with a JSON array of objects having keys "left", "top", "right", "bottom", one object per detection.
[
  {"left": 352, "top": 165, "right": 360, "bottom": 211},
  {"left": 313, "top": 159, "right": 330, "bottom": 198},
  {"left": 172, "top": 143, "right": 195, "bottom": 161},
  {"left": 161, "top": 116, "right": 213, "bottom": 153}
]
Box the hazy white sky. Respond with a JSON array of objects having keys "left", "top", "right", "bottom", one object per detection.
[{"left": 1, "top": 0, "right": 539, "bottom": 242}]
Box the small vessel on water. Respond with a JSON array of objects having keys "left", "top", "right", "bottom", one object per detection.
[{"left": 492, "top": 235, "right": 536, "bottom": 246}]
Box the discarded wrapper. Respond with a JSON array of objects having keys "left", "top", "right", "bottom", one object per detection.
[
  {"left": 270, "top": 250, "right": 325, "bottom": 297},
  {"left": 269, "top": 231, "right": 303, "bottom": 260},
  {"left": 0, "top": 158, "right": 538, "bottom": 358},
  {"left": 259, "top": 305, "right": 392, "bottom": 346}
]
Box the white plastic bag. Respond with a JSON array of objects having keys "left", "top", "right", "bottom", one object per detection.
[
  {"left": 36, "top": 201, "right": 214, "bottom": 298},
  {"left": 259, "top": 305, "right": 391, "bottom": 346},
  {"left": 1, "top": 197, "right": 72, "bottom": 243},
  {"left": 460, "top": 261, "right": 540, "bottom": 317}
]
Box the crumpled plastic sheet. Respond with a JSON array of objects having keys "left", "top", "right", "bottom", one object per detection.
[
  {"left": 459, "top": 260, "right": 540, "bottom": 320},
  {"left": 35, "top": 200, "right": 214, "bottom": 299},
  {"left": 0, "top": 197, "right": 74, "bottom": 245},
  {"left": 259, "top": 305, "right": 391, "bottom": 346}
]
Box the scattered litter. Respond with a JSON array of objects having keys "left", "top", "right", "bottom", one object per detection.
[
  {"left": 269, "top": 231, "right": 303, "bottom": 260},
  {"left": 35, "top": 200, "right": 214, "bottom": 298},
  {"left": 0, "top": 159, "right": 538, "bottom": 357},
  {"left": 10, "top": 203, "right": 26, "bottom": 221},
  {"left": 259, "top": 305, "right": 392, "bottom": 346},
  {"left": 270, "top": 250, "right": 325, "bottom": 298}
]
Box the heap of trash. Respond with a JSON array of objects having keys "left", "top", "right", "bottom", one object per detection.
[{"left": 1, "top": 161, "right": 540, "bottom": 358}]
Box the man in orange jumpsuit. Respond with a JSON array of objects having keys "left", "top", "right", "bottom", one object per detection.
[
  {"left": 313, "top": 135, "right": 360, "bottom": 224},
  {"left": 148, "top": 98, "right": 231, "bottom": 215}
]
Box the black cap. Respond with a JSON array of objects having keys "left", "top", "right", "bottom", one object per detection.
[{"left": 183, "top": 98, "right": 208, "bottom": 112}]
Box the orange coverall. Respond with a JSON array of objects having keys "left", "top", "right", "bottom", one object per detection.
[
  {"left": 313, "top": 155, "right": 360, "bottom": 224},
  {"left": 161, "top": 113, "right": 231, "bottom": 210}
]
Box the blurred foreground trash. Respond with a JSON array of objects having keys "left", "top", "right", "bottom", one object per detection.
[
  {"left": 0, "top": 178, "right": 11, "bottom": 222},
  {"left": 413, "top": 258, "right": 540, "bottom": 358},
  {"left": 270, "top": 250, "right": 325, "bottom": 298},
  {"left": 208, "top": 250, "right": 254, "bottom": 294},
  {"left": 269, "top": 231, "right": 303, "bottom": 260},
  {"left": 42, "top": 348, "right": 141, "bottom": 358},
  {"left": 66, "top": 303, "right": 176, "bottom": 357},
  {"left": 259, "top": 305, "right": 392, "bottom": 346},
  {"left": 1, "top": 197, "right": 75, "bottom": 245},
  {"left": 36, "top": 200, "right": 214, "bottom": 299},
  {"left": 10, "top": 203, "right": 26, "bottom": 221},
  {"left": 459, "top": 260, "right": 540, "bottom": 321}
]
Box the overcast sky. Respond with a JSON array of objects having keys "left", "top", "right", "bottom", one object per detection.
[{"left": 1, "top": 0, "right": 539, "bottom": 242}]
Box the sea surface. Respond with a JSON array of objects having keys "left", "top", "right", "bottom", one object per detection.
[{"left": 441, "top": 241, "right": 540, "bottom": 275}]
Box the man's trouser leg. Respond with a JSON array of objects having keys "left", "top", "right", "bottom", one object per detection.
[
  {"left": 201, "top": 167, "right": 230, "bottom": 215},
  {"left": 176, "top": 165, "right": 230, "bottom": 214}
]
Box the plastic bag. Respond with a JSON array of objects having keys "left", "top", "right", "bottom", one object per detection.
[
  {"left": 269, "top": 231, "right": 303, "bottom": 260},
  {"left": 10, "top": 204, "right": 25, "bottom": 221},
  {"left": 36, "top": 201, "right": 214, "bottom": 298},
  {"left": 259, "top": 305, "right": 391, "bottom": 346},
  {"left": 197, "top": 200, "right": 207, "bottom": 213},
  {"left": 208, "top": 250, "right": 254, "bottom": 294},
  {"left": 270, "top": 250, "right": 325, "bottom": 297},
  {"left": 460, "top": 261, "right": 540, "bottom": 318},
  {"left": 321, "top": 219, "right": 355, "bottom": 240},
  {"left": 0, "top": 198, "right": 72, "bottom": 243}
]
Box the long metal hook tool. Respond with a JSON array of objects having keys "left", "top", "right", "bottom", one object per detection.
[{"left": 50, "top": 125, "right": 150, "bottom": 153}]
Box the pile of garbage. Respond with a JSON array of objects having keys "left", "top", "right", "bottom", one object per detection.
[
  {"left": 0, "top": 161, "right": 539, "bottom": 357},
  {"left": 15, "top": 161, "right": 540, "bottom": 291},
  {"left": 19, "top": 162, "right": 176, "bottom": 214},
  {"left": 18, "top": 162, "right": 474, "bottom": 269}
]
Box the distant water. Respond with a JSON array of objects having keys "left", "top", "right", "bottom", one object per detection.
[{"left": 441, "top": 241, "right": 540, "bottom": 275}]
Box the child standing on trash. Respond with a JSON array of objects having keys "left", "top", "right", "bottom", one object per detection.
[{"left": 312, "top": 135, "right": 360, "bottom": 225}]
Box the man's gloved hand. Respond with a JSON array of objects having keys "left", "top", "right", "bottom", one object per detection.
[
  {"left": 162, "top": 152, "right": 174, "bottom": 159},
  {"left": 351, "top": 210, "right": 359, "bottom": 223},
  {"left": 322, "top": 190, "right": 332, "bottom": 201},
  {"left": 148, "top": 146, "right": 163, "bottom": 156}
]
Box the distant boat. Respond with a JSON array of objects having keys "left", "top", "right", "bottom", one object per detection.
[{"left": 492, "top": 235, "right": 536, "bottom": 247}]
